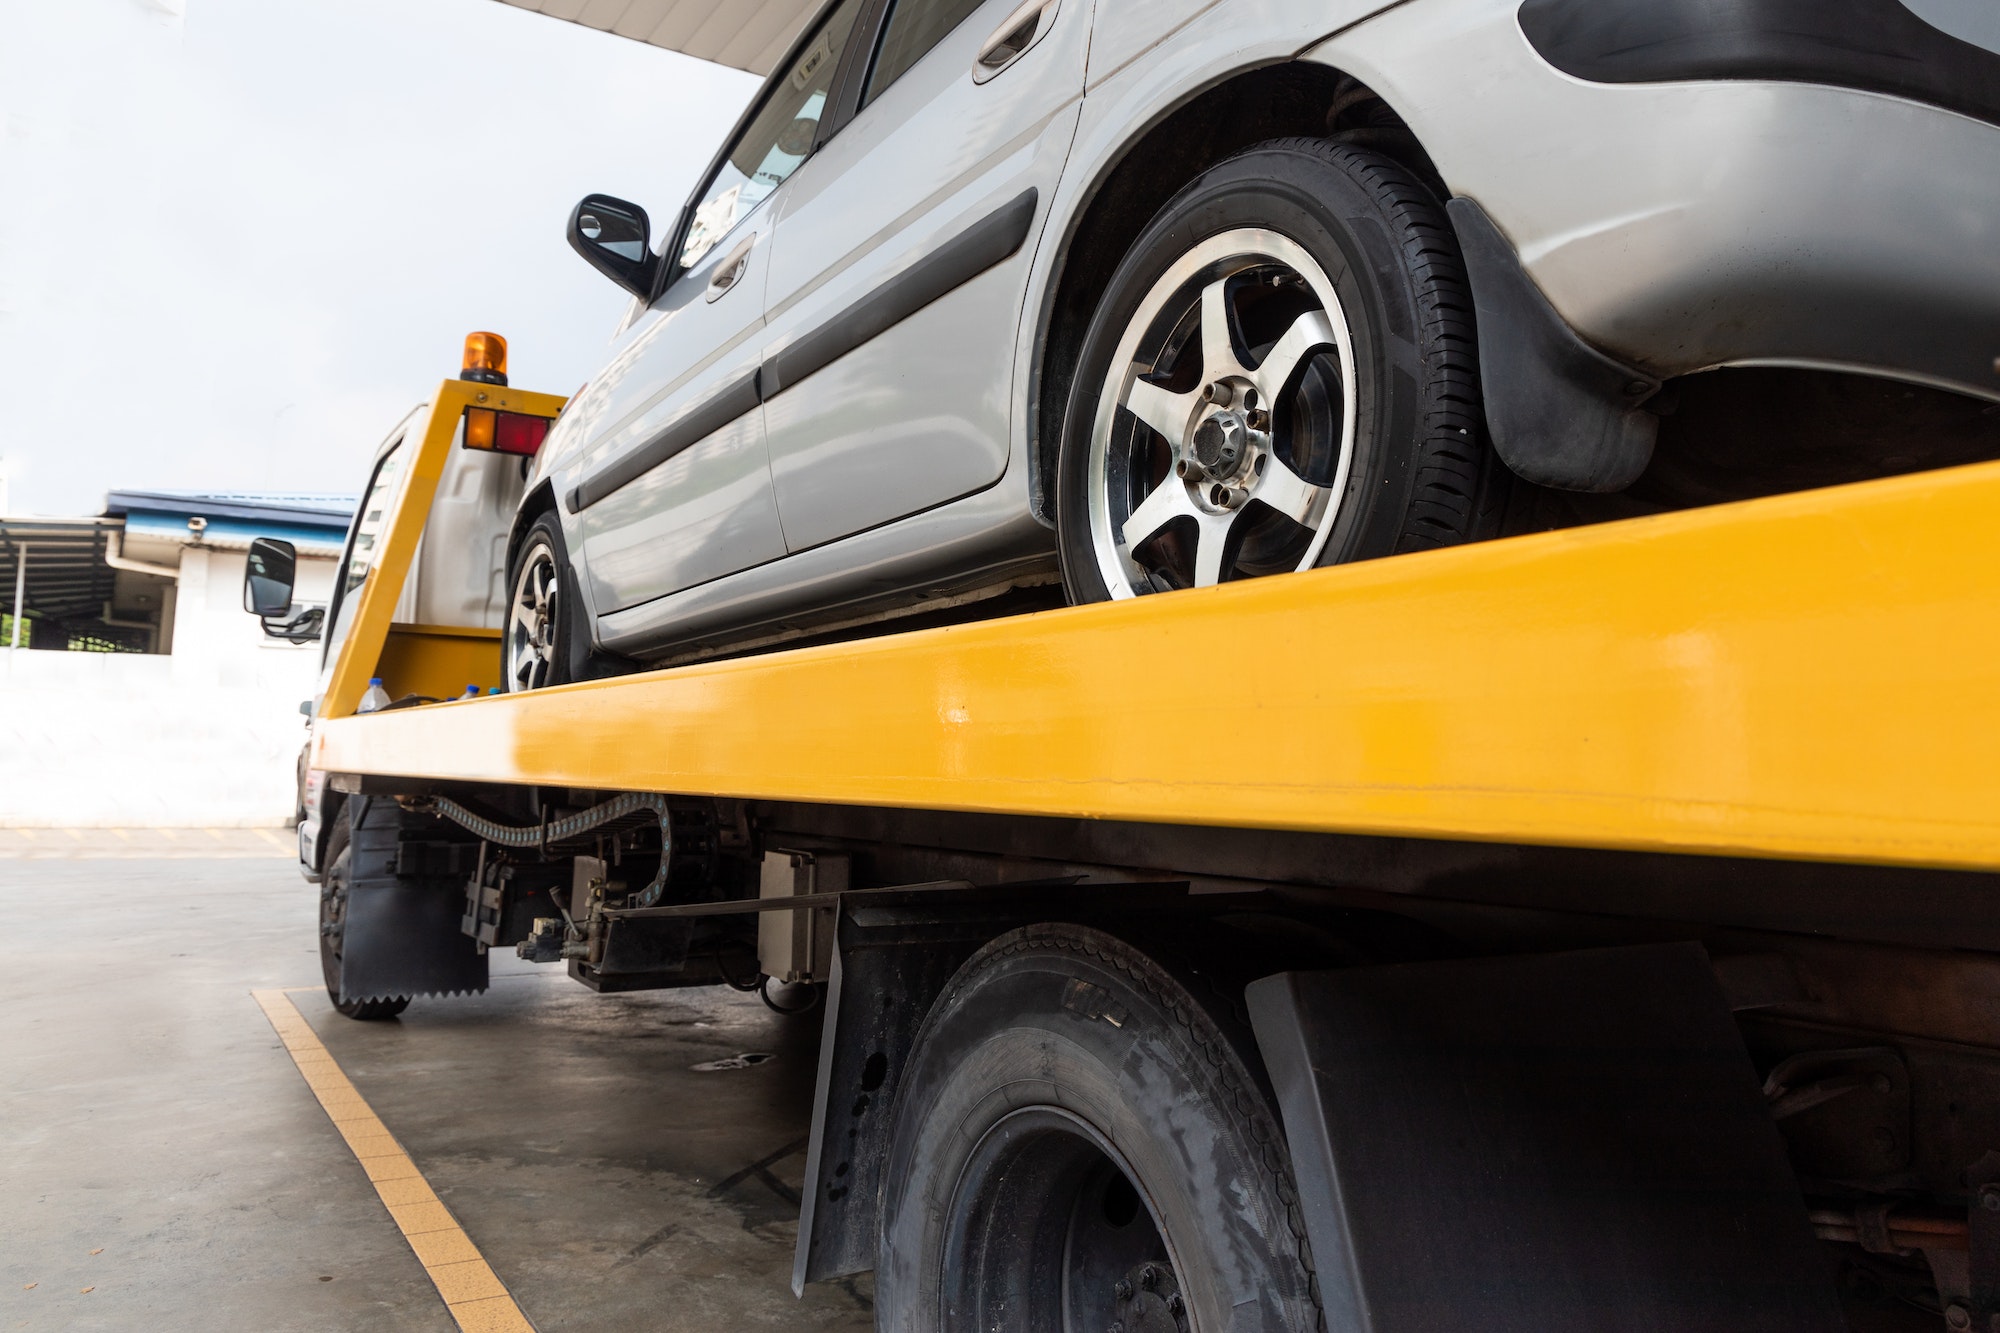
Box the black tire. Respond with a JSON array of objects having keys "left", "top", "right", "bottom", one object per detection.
[
  {"left": 318, "top": 815, "right": 409, "bottom": 1021},
  {"left": 502, "top": 511, "right": 574, "bottom": 693},
  {"left": 876, "top": 923, "right": 1319, "bottom": 1332},
  {"left": 1058, "top": 137, "right": 1501, "bottom": 602}
]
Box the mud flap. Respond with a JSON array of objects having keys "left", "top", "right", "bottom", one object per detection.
[
  {"left": 340, "top": 797, "right": 488, "bottom": 1004},
  {"left": 1248, "top": 943, "right": 1842, "bottom": 1331}
]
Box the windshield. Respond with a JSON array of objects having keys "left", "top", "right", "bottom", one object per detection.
[{"left": 321, "top": 438, "right": 404, "bottom": 666}]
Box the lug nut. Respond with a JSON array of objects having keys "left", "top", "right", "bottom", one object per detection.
[
  {"left": 1168, "top": 1293, "right": 1185, "bottom": 1318},
  {"left": 1210, "top": 485, "right": 1233, "bottom": 507},
  {"left": 1947, "top": 1304, "right": 1972, "bottom": 1331},
  {"left": 1114, "top": 1279, "right": 1133, "bottom": 1300},
  {"left": 1201, "top": 382, "right": 1234, "bottom": 407},
  {"left": 1248, "top": 409, "right": 1270, "bottom": 431},
  {"left": 1140, "top": 1264, "right": 1160, "bottom": 1291}
]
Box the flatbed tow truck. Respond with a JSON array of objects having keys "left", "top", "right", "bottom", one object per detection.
[{"left": 244, "top": 342, "right": 2000, "bottom": 1330}]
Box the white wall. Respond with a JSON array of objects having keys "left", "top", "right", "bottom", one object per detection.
[{"left": 0, "top": 549, "right": 337, "bottom": 827}]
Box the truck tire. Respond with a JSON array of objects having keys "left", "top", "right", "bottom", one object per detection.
[
  {"left": 876, "top": 922, "right": 1320, "bottom": 1331},
  {"left": 1058, "top": 137, "right": 1500, "bottom": 601},
  {"left": 318, "top": 817, "right": 410, "bottom": 1021}
]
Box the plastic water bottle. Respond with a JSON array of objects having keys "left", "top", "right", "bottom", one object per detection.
[
  {"left": 461, "top": 684, "right": 481, "bottom": 700},
  {"left": 359, "top": 677, "right": 392, "bottom": 713}
]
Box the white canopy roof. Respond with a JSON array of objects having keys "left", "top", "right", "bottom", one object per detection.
[{"left": 492, "top": 0, "right": 822, "bottom": 75}]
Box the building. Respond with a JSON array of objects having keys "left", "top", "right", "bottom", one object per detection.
[{"left": 0, "top": 492, "right": 355, "bottom": 826}]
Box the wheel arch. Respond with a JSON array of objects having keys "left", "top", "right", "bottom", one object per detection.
[
  {"left": 1027, "top": 60, "right": 1447, "bottom": 523},
  {"left": 505, "top": 479, "right": 561, "bottom": 576},
  {"left": 505, "top": 480, "right": 631, "bottom": 682}
]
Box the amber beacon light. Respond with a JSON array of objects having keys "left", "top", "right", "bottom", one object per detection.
[
  {"left": 457, "top": 331, "right": 551, "bottom": 457},
  {"left": 460, "top": 331, "right": 509, "bottom": 386}
]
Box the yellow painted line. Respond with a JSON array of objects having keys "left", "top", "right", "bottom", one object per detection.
[{"left": 252, "top": 989, "right": 536, "bottom": 1333}]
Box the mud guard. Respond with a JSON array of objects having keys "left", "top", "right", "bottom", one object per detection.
[
  {"left": 340, "top": 797, "right": 488, "bottom": 1004},
  {"left": 1247, "top": 943, "right": 1843, "bottom": 1331},
  {"left": 1449, "top": 197, "right": 1660, "bottom": 492}
]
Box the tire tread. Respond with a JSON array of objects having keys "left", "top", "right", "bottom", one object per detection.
[
  {"left": 946, "top": 924, "right": 1326, "bottom": 1330},
  {"left": 1259, "top": 136, "right": 1496, "bottom": 554}
]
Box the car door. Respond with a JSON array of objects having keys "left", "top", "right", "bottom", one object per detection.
[
  {"left": 569, "top": 0, "right": 868, "bottom": 617},
  {"left": 756, "top": 0, "right": 1086, "bottom": 554}
]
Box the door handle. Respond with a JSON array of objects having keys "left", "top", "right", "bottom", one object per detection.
[
  {"left": 705, "top": 233, "right": 757, "bottom": 302},
  {"left": 974, "top": 0, "right": 1059, "bottom": 83}
]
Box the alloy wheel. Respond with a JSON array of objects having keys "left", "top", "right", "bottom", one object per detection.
[
  {"left": 507, "top": 538, "right": 561, "bottom": 691},
  {"left": 1086, "top": 228, "right": 1358, "bottom": 598}
]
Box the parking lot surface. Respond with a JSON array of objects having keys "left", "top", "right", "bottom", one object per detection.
[{"left": 1, "top": 852, "right": 873, "bottom": 1331}]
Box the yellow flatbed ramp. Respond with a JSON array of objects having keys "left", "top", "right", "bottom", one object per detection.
[{"left": 316, "top": 407, "right": 2000, "bottom": 873}]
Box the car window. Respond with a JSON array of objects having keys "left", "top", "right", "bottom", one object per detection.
[
  {"left": 679, "top": 0, "right": 867, "bottom": 270},
  {"left": 862, "top": 0, "right": 987, "bottom": 108},
  {"left": 323, "top": 438, "right": 403, "bottom": 662}
]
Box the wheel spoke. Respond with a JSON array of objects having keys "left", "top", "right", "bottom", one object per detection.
[
  {"left": 1254, "top": 452, "right": 1332, "bottom": 526},
  {"left": 1190, "top": 511, "right": 1239, "bottom": 588},
  {"left": 1199, "top": 278, "right": 1244, "bottom": 381},
  {"left": 1251, "top": 309, "right": 1336, "bottom": 403},
  {"left": 511, "top": 599, "right": 538, "bottom": 633},
  {"left": 1121, "top": 377, "right": 1195, "bottom": 444},
  {"left": 1121, "top": 476, "right": 1194, "bottom": 549}
]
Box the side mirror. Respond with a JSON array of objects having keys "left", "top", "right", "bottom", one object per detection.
[
  {"left": 567, "top": 194, "right": 658, "bottom": 299},
  {"left": 243, "top": 537, "right": 297, "bottom": 616}
]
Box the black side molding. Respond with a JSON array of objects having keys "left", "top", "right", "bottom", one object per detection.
[
  {"left": 568, "top": 190, "right": 1041, "bottom": 513},
  {"left": 570, "top": 368, "right": 763, "bottom": 513},
  {"left": 761, "top": 189, "right": 1039, "bottom": 397},
  {"left": 1448, "top": 197, "right": 1658, "bottom": 492},
  {"left": 1519, "top": 0, "right": 2000, "bottom": 132}
]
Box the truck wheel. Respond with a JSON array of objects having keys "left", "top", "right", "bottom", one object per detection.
[
  {"left": 503, "top": 511, "right": 572, "bottom": 693},
  {"left": 1058, "top": 138, "right": 1498, "bottom": 601},
  {"left": 876, "top": 923, "right": 1320, "bottom": 1331},
  {"left": 318, "top": 818, "right": 409, "bottom": 1021}
]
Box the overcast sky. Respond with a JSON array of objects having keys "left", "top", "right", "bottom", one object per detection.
[{"left": 0, "top": 0, "right": 757, "bottom": 515}]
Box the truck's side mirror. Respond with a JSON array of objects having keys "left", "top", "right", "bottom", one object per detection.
[
  {"left": 244, "top": 537, "right": 297, "bottom": 616},
  {"left": 567, "top": 194, "right": 658, "bottom": 299}
]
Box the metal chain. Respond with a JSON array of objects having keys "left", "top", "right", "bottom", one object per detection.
[{"left": 425, "top": 792, "right": 675, "bottom": 907}]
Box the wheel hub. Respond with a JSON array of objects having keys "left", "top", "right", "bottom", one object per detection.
[
  {"left": 1111, "top": 1261, "right": 1189, "bottom": 1333},
  {"left": 1188, "top": 408, "right": 1249, "bottom": 480}
]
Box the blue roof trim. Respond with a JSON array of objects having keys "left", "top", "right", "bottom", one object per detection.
[
  {"left": 124, "top": 511, "right": 347, "bottom": 549},
  {"left": 104, "top": 489, "right": 356, "bottom": 528}
]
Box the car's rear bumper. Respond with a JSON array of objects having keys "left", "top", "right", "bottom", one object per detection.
[{"left": 1317, "top": 0, "right": 2000, "bottom": 402}]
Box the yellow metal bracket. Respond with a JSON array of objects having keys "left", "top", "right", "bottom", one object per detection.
[
  {"left": 318, "top": 458, "right": 2000, "bottom": 872},
  {"left": 319, "top": 379, "right": 568, "bottom": 721}
]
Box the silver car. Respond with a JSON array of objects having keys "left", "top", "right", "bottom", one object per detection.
[{"left": 505, "top": 0, "right": 2000, "bottom": 689}]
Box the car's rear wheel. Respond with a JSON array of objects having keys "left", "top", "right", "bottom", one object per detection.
[
  {"left": 504, "top": 512, "right": 572, "bottom": 693},
  {"left": 875, "top": 923, "right": 1320, "bottom": 1331},
  {"left": 319, "top": 816, "right": 409, "bottom": 1021},
  {"left": 1058, "top": 138, "right": 1500, "bottom": 601}
]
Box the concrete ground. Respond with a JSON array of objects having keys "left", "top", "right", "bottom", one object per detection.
[{"left": 0, "top": 851, "right": 875, "bottom": 1332}]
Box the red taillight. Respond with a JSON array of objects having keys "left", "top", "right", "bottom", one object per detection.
[{"left": 463, "top": 408, "right": 550, "bottom": 456}]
